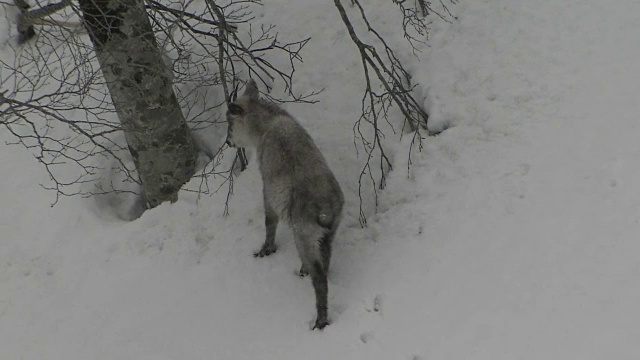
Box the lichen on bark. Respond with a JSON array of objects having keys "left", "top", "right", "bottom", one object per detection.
[{"left": 79, "top": 0, "right": 196, "bottom": 208}]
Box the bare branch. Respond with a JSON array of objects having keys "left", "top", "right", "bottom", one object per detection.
[
  {"left": 205, "top": 0, "right": 248, "bottom": 176},
  {"left": 334, "top": 0, "right": 454, "bottom": 225},
  {"left": 3, "top": 0, "right": 320, "bottom": 213},
  {"left": 15, "top": 0, "right": 74, "bottom": 43}
]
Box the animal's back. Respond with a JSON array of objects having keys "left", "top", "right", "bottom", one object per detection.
[{"left": 258, "top": 115, "right": 343, "bottom": 227}]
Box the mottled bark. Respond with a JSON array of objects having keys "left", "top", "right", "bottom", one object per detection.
[{"left": 79, "top": 0, "right": 196, "bottom": 208}]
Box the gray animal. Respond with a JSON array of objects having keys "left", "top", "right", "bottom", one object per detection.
[{"left": 226, "top": 79, "right": 344, "bottom": 330}]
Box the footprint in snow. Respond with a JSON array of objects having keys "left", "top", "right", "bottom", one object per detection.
[{"left": 365, "top": 294, "right": 383, "bottom": 314}]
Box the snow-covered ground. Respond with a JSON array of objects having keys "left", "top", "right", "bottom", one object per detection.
[{"left": 2, "top": 0, "right": 640, "bottom": 358}]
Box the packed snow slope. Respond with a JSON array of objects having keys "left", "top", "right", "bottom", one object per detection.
[{"left": 2, "top": 0, "right": 640, "bottom": 359}]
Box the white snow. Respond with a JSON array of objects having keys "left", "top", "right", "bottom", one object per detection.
[{"left": 2, "top": 0, "right": 640, "bottom": 359}]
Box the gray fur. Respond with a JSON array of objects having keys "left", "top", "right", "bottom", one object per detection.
[{"left": 226, "top": 79, "right": 344, "bottom": 330}]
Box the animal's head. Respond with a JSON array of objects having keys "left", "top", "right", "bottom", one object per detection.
[{"left": 226, "top": 79, "right": 260, "bottom": 148}]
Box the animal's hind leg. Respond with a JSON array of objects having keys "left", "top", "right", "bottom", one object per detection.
[
  {"left": 255, "top": 204, "right": 278, "bottom": 257},
  {"left": 299, "top": 228, "right": 335, "bottom": 277},
  {"left": 309, "top": 261, "right": 329, "bottom": 329},
  {"left": 320, "top": 228, "right": 335, "bottom": 272},
  {"left": 293, "top": 226, "right": 330, "bottom": 329}
]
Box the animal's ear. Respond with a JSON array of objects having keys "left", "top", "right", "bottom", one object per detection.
[
  {"left": 228, "top": 103, "right": 244, "bottom": 116},
  {"left": 230, "top": 83, "right": 240, "bottom": 102},
  {"left": 244, "top": 79, "right": 259, "bottom": 100}
]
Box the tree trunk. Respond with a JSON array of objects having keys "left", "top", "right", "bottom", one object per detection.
[{"left": 79, "top": 0, "right": 196, "bottom": 208}]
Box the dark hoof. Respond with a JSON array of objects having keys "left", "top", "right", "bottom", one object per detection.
[
  {"left": 312, "top": 318, "right": 329, "bottom": 330},
  {"left": 253, "top": 244, "right": 276, "bottom": 257},
  {"left": 298, "top": 265, "right": 309, "bottom": 277}
]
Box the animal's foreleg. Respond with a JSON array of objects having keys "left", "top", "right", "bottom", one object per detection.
[{"left": 254, "top": 205, "right": 278, "bottom": 257}]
